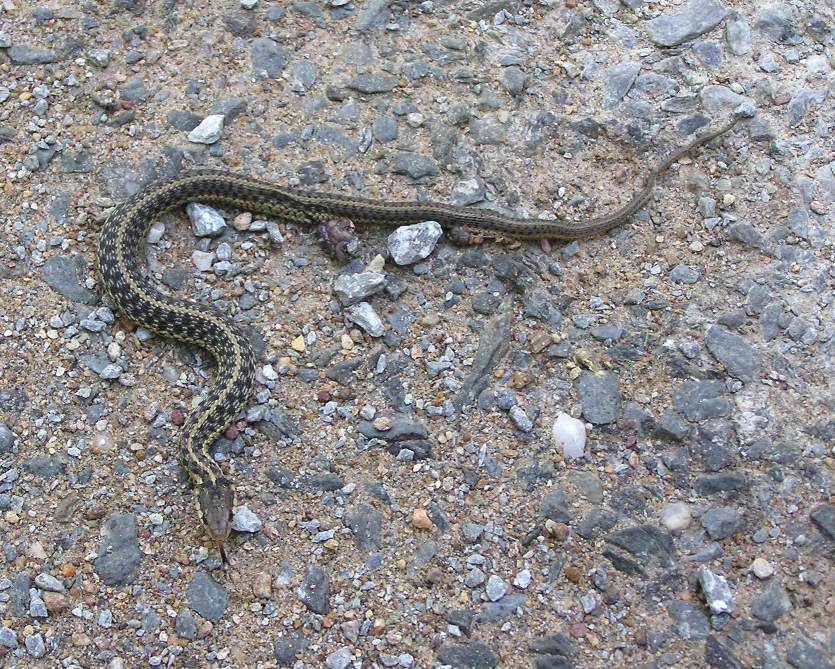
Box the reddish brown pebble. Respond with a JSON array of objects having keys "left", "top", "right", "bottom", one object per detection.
[
  {"left": 84, "top": 506, "right": 107, "bottom": 520},
  {"left": 171, "top": 409, "right": 186, "bottom": 426},
  {"left": 317, "top": 388, "right": 332, "bottom": 403},
  {"left": 224, "top": 425, "right": 239, "bottom": 440},
  {"left": 564, "top": 566, "right": 582, "bottom": 584},
  {"left": 569, "top": 622, "right": 588, "bottom": 638},
  {"left": 42, "top": 592, "right": 70, "bottom": 613}
]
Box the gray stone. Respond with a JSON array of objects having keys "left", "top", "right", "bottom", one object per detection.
[
  {"left": 251, "top": 38, "right": 287, "bottom": 80},
  {"left": 387, "top": 221, "right": 442, "bottom": 265},
  {"left": 372, "top": 115, "right": 398, "bottom": 143},
  {"left": 231, "top": 505, "right": 262, "bottom": 533},
  {"left": 485, "top": 575, "right": 508, "bottom": 601},
  {"left": 42, "top": 255, "right": 99, "bottom": 305},
  {"left": 348, "top": 74, "right": 399, "bottom": 93},
  {"left": 751, "top": 578, "right": 792, "bottom": 623},
  {"left": 119, "top": 76, "right": 146, "bottom": 103},
  {"left": 810, "top": 504, "right": 835, "bottom": 541},
  {"left": 577, "top": 371, "right": 621, "bottom": 424},
  {"left": 477, "top": 594, "right": 528, "bottom": 622},
  {"left": 325, "top": 647, "right": 353, "bottom": 669},
  {"left": 187, "top": 571, "right": 228, "bottom": 622},
  {"left": 94, "top": 513, "right": 141, "bottom": 585},
  {"left": 501, "top": 66, "right": 528, "bottom": 96},
  {"left": 603, "top": 61, "right": 641, "bottom": 108},
  {"left": 705, "top": 635, "right": 743, "bottom": 669},
  {"left": 274, "top": 631, "right": 309, "bottom": 665},
  {"left": 604, "top": 525, "right": 676, "bottom": 568},
  {"left": 333, "top": 271, "right": 386, "bottom": 305},
  {"left": 437, "top": 642, "right": 499, "bottom": 668},
  {"left": 392, "top": 152, "right": 439, "bottom": 179},
  {"left": 724, "top": 11, "right": 752, "bottom": 54},
  {"left": 175, "top": 609, "right": 197, "bottom": 640},
  {"left": 698, "top": 568, "right": 734, "bottom": 614},
  {"left": 786, "top": 637, "right": 835, "bottom": 669},
  {"left": 345, "top": 302, "right": 384, "bottom": 337},
  {"left": 24, "top": 633, "right": 46, "bottom": 658},
  {"left": 297, "top": 566, "right": 330, "bottom": 614},
  {"left": 646, "top": 0, "right": 727, "bottom": 47},
  {"left": 667, "top": 601, "right": 710, "bottom": 639},
  {"left": 8, "top": 46, "right": 57, "bottom": 64},
  {"left": 787, "top": 89, "right": 826, "bottom": 128},
  {"left": 343, "top": 504, "right": 383, "bottom": 552},
  {"left": 700, "top": 507, "right": 741, "bottom": 540},
  {"left": 187, "top": 202, "right": 226, "bottom": 237},
  {"left": 0, "top": 627, "right": 17, "bottom": 649},
  {"left": 408, "top": 540, "right": 437, "bottom": 573},
  {"left": 705, "top": 325, "right": 758, "bottom": 383},
  {"left": 671, "top": 264, "right": 701, "bottom": 284}
]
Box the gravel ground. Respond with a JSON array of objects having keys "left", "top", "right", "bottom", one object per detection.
[{"left": 1, "top": 1, "right": 833, "bottom": 668}]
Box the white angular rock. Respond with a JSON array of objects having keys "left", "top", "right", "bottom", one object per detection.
[
  {"left": 552, "top": 412, "right": 586, "bottom": 459},
  {"left": 187, "top": 114, "right": 224, "bottom": 144},
  {"left": 387, "top": 221, "right": 443, "bottom": 265}
]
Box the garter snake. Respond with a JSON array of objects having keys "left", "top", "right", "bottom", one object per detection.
[{"left": 97, "top": 114, "right": 742, "bottom": 558}]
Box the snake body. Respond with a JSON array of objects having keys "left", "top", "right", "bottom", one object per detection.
[{"left": 97, "top": 115, "right": 741, "bottom": 552}]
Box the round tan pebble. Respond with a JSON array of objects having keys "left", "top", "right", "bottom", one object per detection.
[
  {"left": 42, "top": 592, "right": 70, "bottom": 613},
  {"left": 232, "top": 212, "right": 252, "bottom": 230},
  {"left": 564, "top": 566, "right": 582, "bottom": 584},
  {"left": 751, "top": 558, "right": 774, "bottom": 579},
  {"left": 412, "top": 508, "right": 433, "bottom": 530},
  {"left": 290, "top": 335, "right": 305, "bottom": 352}
]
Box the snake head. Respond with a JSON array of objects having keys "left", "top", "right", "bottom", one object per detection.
[{"left": 196, "top": 482, "right": 234, "bottom": 552}]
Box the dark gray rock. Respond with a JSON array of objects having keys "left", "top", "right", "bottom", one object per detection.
[
  {"left": 693, "top": 473, "right": 749, "bottom": 496},
  {"left": 786, "top": 637, "right": 835, "bottom": 669},
  {"left": 8, "top": 45, "right": 57, "bottom": 64},
  {"left": 810, "top": 504, "right": 835, "bottom": 541},
  {"left": 529, "top": 633, "right": 577, "bottom": 658},
  {"left": 93, "top": 513, "right": 141, "bottom": 585},
  {"left": 674, "top": 380, "right": 729, "bottom": 422},
  {"left": 575, "top": 507, "right": 619, "bottom": 540},
  {"left": 371, "top": 116, "right": 398, "bottom": 143},
  {"left": 705, "top": 325, "right": 758, "bottom": 383},
  {"left": 647, "top": 0, "right": 727, "bottom": 47},
  {"left": 274, "top": 631, "right": 309, "bottom": 665},
  {"left": 408, "top": 540, "right": 437, "bottom": 574},
  {"left": 700, "top": 507, "right": 741, "bottom": 540},
  {"left": 705, "top": 635, "right": 743, "bottom": 669},
  {"left": 540, "top": 491, "right": 572, "bottom": 524},
  {"left": 24, "top": 455, "right": 65, "bottom": 477},
  {"left": 174, "top": 609, "right": 197, "bottom": 640},
  {"left": 667, "top": 601, "right": 710, "bottom": 639},
  {"left": 578, "top": 372, "right": 621, "bottom": 424},
  {"left": 603, "top": 62, "right": 641, "bottom": 108},
  {"left": 348, "top": 74, "right": 399, "bottom": 94},
  {"left": 42, "top": 255, "right": 99, "bottom": 305},
  {"left": 437, "top": 642, "right": 499, "bottom": 668},
  {"left": 604, "top": 525, "right": 675, "bottom": 568},
  {"left": 392, "top": 152, "right": 439, "bottom": 178},
  {"left": 297, "top": 566, "right": 330, "bottom": 614},
  {"left": 186, "top": 571, "right": 227, "bottom": 622},
  {"left": 343, "top": 504, "right": 382, "bottom": 552},
  {"left": 251, "top": 38, "right": 286, "bottom": 80},
  {"left": 501, "top": 66, "right": 528, "bottom": 96},
  {"left": 751, "top": 578, "right": 792, "bottom": 623},
  {"left": 59, "top": 150, "right": 93, "bottom": 173}
]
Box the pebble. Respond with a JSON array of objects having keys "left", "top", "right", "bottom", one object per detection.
[
  {"left": 187, "top": 203, "right": 226, "bottom": 237},
  {"left": 751, "top": 558, "right": 774, "bottom": 579},
  {"left": 186, "top": 571, "right": 227, "bottom": 622},
  {"left": 647, "top": 0, "right": 728, "bottom": 47},
  {"left": 231, "top": 505, "right": 262, "bottom": 533},
  {"left": 412, "top": 508, "right": 433, "bottom": 530},
  {"left": 660, "top": 502, "right": 692, "bottom": 532},
  {"left": 698, "top": 568, "right": 734, "bottom": 614},
  {"left": 345, "top": 302, "right": 384, "bottom": 337},
  {"left": 387, "top": 222, "right": 443, "bottom": 265},
  {"left": 551, "top": 413, "right": 586, "bottom": 459},
  {"left": 513, "top": 569, "right": 531, "bottom": 590},
  {"left": 187, "top": 114, "right": 224, "bottom": 144},
  {"left": 485, "top": 575, "right": 508, "bottom": 601},
  {"left": 333, "top": 271, "right": 386, "bottom": 305}
]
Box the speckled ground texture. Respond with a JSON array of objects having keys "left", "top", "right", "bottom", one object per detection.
[{"left": 0, "top": 0, "right": 833, "bottom": 668}]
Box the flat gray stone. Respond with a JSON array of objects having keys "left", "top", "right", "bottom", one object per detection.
[
  {"left": 42, "top": 255, "right": 99, "bottom": 305},
  {"left": 578, "top": 371, "right": 622, "bottom": 424},
  {"left": 705, "top": 325, "right": 758, "bottom": 383},
  {"left": 187, "top": 571, "right": 227, "bottom": 621},
  {"left": 93, "top": 513, "right": 141, "bottom": 585},
  {"left": 647, "top": 0, "right": 727, "bottom": 47},
  {"left": 603, "top": 61, "right": 641, "bottom": 108}
]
